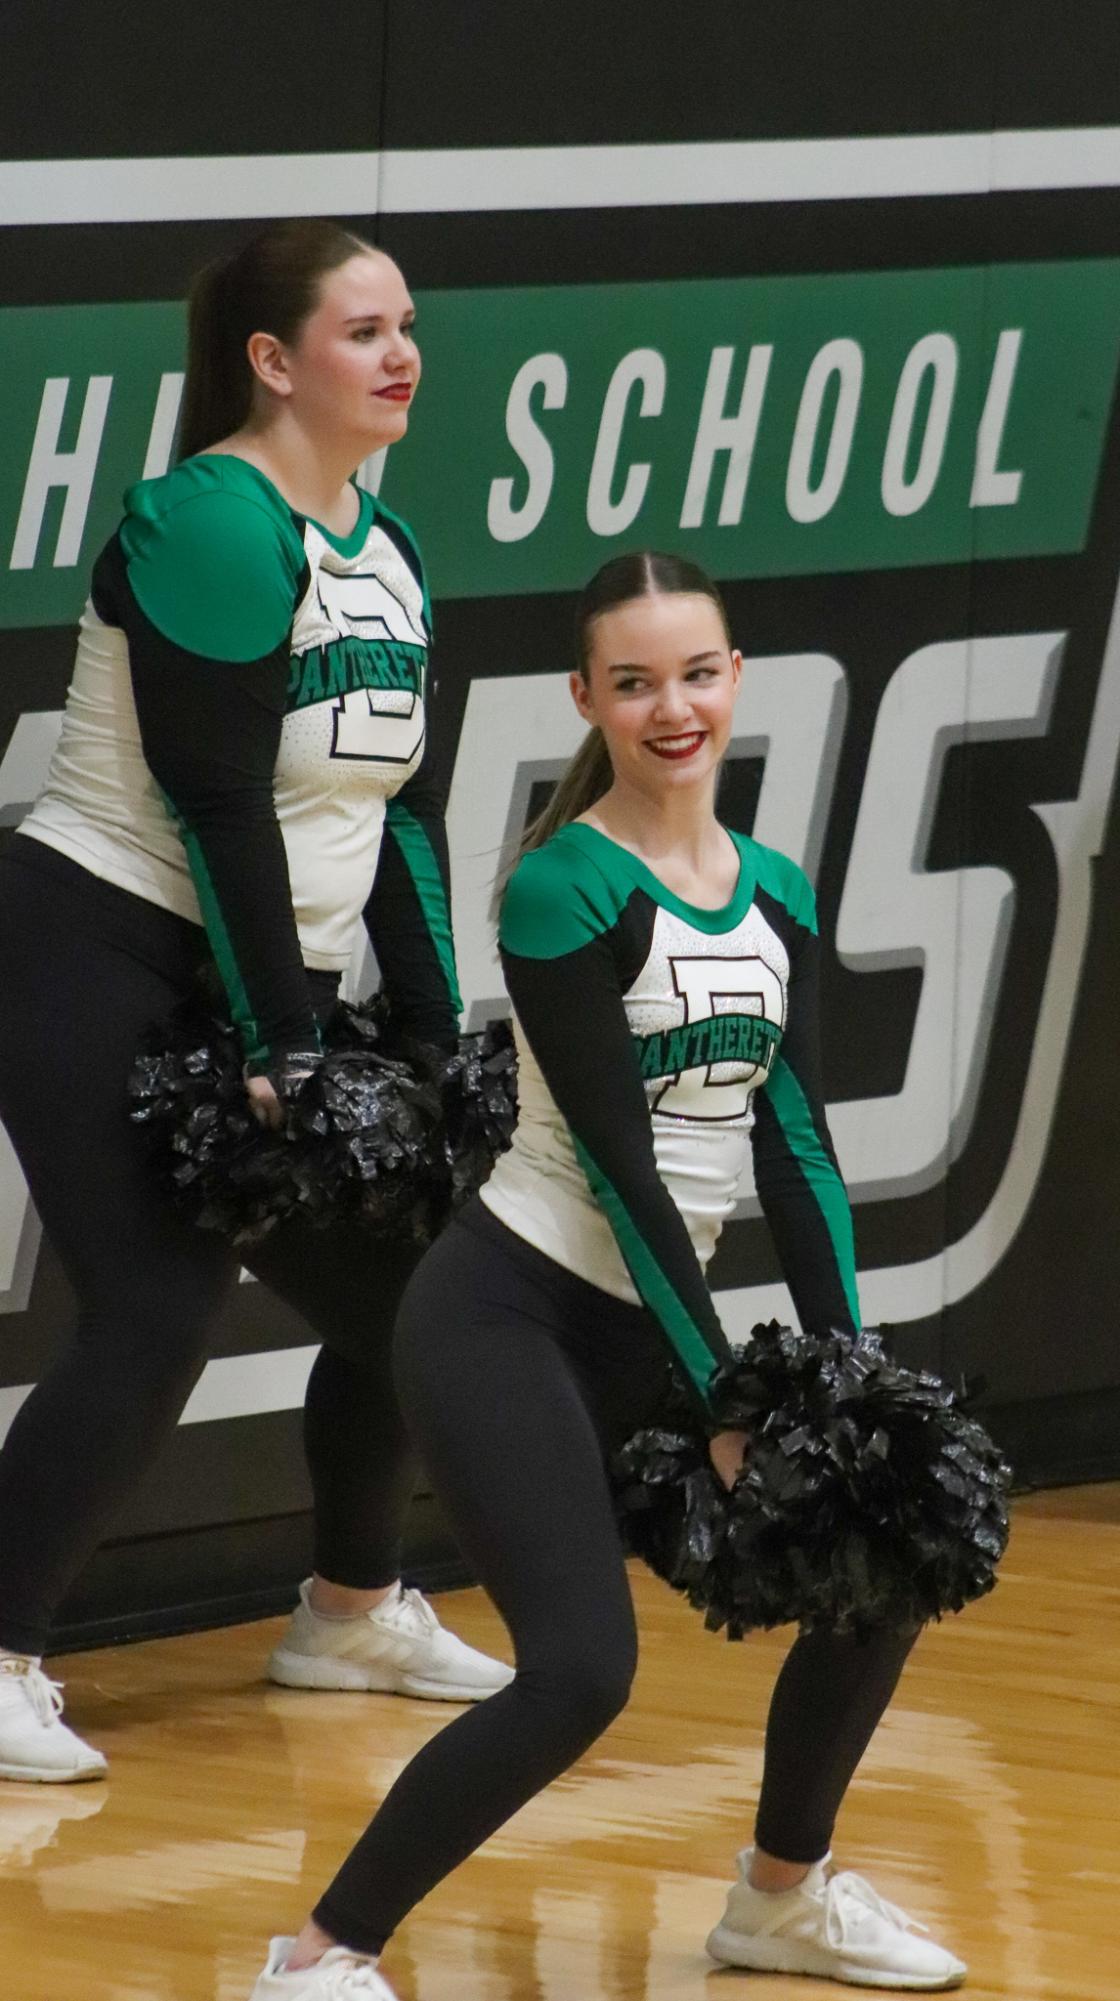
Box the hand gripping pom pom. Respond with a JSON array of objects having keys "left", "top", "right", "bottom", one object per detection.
[
  {"left": 128, "top": 988, "right": 518, "bottom": 1247},
  {"left": 612, "top": 1320, "right": 1013, "bottom": 1640}
]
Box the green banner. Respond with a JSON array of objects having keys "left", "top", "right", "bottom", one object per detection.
[{"left": 1, "top": 261, "right": 1118, "bottom": 629}]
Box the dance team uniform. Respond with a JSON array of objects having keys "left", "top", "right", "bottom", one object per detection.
[
  {"left": 0, "top": 456, "right": 459, "bottom": 1654},
  {"left": 308, "top": 820, "right": 917, "bottom": 1955}
]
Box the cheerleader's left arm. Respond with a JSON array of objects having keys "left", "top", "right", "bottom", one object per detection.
[
  {"left": 363, "top": 716, "right": 462, "bottom": 1050},
  {"left": 750, "top": 900, "right": 861, "bottom": 1335}
]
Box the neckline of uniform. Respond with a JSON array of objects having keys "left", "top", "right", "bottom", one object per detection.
[
  {"left": 562, "top": 821, "right": 755, "bottom": 932},
  {"left": 192, "top": 454, "right": 374, "bottom": 556}
]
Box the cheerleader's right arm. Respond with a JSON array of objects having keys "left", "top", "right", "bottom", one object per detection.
[
  {"left": 499, "top": 843, "right": 732, "bottom": 1416},
  {"left": 95, "top": 489, "right": 317, "bottom": 1077}
]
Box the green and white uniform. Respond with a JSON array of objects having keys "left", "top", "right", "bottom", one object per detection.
[
  {"left": 484, "top": 822, "right": 858, "bottom": 1410},
  {"left": 22, "top": 454, "right": 460, "bottom": 1069}
]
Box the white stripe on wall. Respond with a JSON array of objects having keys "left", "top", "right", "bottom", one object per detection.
[
  {"left": 0, "top": 153, "right": 380, "bottom": 226},
  {"left": 381, "top": 134, "right": 992, "bottom": 211},
  {"left": 0, "top": 1344, "right": 318, "bottom": 1447},
  {"left": 3, "top": 128, "right": 1120, "bottom": 226}
]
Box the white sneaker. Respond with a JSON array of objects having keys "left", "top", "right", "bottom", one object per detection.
[
  {"left": 706, "top": 1849, "right": 967, "bottom": 1990},
  {"left": 267, "top": 1581, "right": 515, "bottom": 1702},
  {"left": 0, "top": 1659, "right": 107, "bottom": 1783},
  {"left": 249, "top": 1938, "right": 397, "bottom": 1999}
]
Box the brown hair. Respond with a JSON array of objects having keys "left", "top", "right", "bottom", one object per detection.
[
  {"left": 177, "top": 218, "right": 375, "bottom": 461},
  {"left": 520, "top": 551, "right": 732, "bottom": 854}
]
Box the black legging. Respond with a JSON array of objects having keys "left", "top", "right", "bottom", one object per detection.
[
  {"left": 0, "top": 836, "right": 421, "bottom": 1656},
  {"left": 314, "top": 1201, "right": 917, "bottom": 1955}
]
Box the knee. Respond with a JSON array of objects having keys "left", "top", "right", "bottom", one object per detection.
[
  {"left": 524, "top": 1633, "right": 638, "bottom": 1750},
  {"left": 574, "top": 1650, "right": 636, "bottom": 1739}
]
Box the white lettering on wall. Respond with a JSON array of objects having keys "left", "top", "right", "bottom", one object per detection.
[
  {"left": 679, "top": 343, "right": 773, "bottom": 529},
  {"left": 10, "top": 375, "right": 114, "bottom": 570},
  {"left": 971, "top": 329, "right": 1025, "bottom": 508},
  {"left": 786, "top": 339, "right": 864, "bottom": 524},
  {"left": 586, "top": 348, "right": 666, "bottom": 536},
  {"left": 140, "top": 371, "right": 185, "bottom": 480},
  {"left": 881, "top": 333, "right": 959, "bottom": 517},
  {"left": 487, "top": 353, "right": 568, "bottom": 543}
]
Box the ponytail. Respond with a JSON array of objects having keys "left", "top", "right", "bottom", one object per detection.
[
  {"left": 178, "top": 257, "right": 249, "bottom": 461},
  {"left": 519, "top": 727, "right": 613, "bottom": 856}
]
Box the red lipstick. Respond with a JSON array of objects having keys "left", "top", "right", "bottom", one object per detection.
[{"left": 646, "top": 732, "right": 707, "bottom": 761}]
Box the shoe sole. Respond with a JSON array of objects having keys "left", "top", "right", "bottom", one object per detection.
[
  {"left": 705, "top": 1925, "right": 967, "bottom": 1990},
  {"left": 0, "top": 1758, "right": 106, "bottom": 1784},
  {"left": 266, "top": 1648, "right": 506, "bottom": 1703}
]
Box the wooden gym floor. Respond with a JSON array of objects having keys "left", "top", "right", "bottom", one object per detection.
[{"left": 1, "top": 1484, "right": 1117, "bottom": 2001}]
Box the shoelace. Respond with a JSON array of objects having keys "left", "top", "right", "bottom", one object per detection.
[
  {"left": 14, "top": 1665, "right": 65, "bottom": 1729},
  {"left": 376, "top": 1587, "right": 439, "bottom": 1639},
  {"left": 823, "top": 1871, "right": 929, "bottom": 1949}
]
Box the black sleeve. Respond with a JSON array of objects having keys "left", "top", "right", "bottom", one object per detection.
[
  {"left": 750, "top": 920, "right": 861, "bottom": 1335},
  {"left": 502, "top": 926, "right": 733, "bottom": 1417},
  {"left": 123, "top": 597, "right": 318, "bottom": 1073},
  {"left": 364, "top": 712, "right": 462, "bottom": 1049}
]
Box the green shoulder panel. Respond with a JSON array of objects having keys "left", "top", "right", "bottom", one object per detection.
[
  {"left": 734, "top": 832, "right": 818, "bottom": 935},
  {"left": 499, "top": 826, "right": 634, "bottom": 960},
  {"left": 119, "top": 456, "right": 306, "bottom": 663}
]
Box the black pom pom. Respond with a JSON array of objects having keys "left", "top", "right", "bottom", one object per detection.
[
  {"left": 439, "top": 1018, "right": 520, "bottom": 1209},
  {"left": 128, "top": 989, "right": 518, "bottom": 1246},
  {"left": 612, "top": 1321, "right": 1012, "bottom": 1639}
]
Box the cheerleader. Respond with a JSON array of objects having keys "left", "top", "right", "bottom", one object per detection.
[
  {"left": 0, "top": 219, "right": 511, "bottom": 1787},
  {"left": 249, "top": 554, "right": 966, "bottom": 1997}
]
